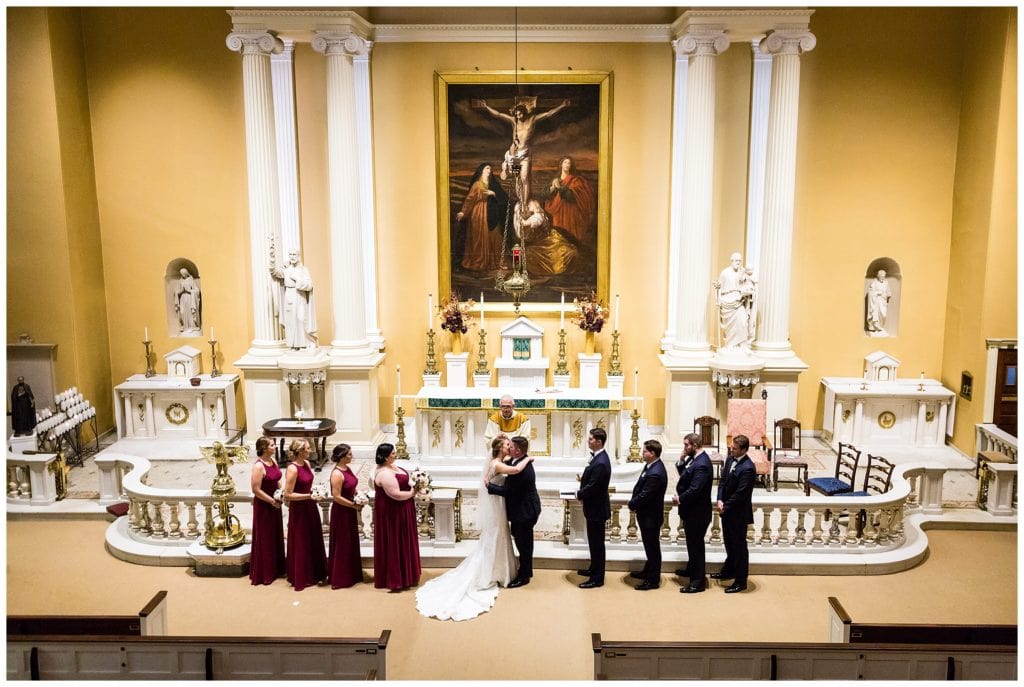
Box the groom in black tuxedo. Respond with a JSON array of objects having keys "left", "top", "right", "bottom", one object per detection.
[{"left": 486, "top": 435, "right": 541, "bottom": 588}]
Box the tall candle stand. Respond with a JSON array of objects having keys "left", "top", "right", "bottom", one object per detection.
[
  {"left": 475, "top": 329, "right": 489, "bottom": 374},
  {"left": 627, "top": 407, "right": 642, "bottom": 462},
  {"left": 608, "top": 330, "right": 623, "bottom": 376},
  {"left": 424, "top": 329, "right": 439, "bottom": 374},
  {"left": 395, "top": 403, "right": 409, "bottom": 460},
  {"left": 143, "top": 339, "right": 156, "bottom": 378},
  {"left": 555, "top": 329, "right": 570, "bottom": 375},
  {"left": 209, "top": 337, "right": 221, "bottom": 378}
]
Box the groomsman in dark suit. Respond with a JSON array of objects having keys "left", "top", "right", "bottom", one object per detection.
[
  {"left": 712, "top": 434, "right": 756, "bottom": 593},
  {"left": 628, "top": 439, "right": 668, "bottom": 590},
  {"left": 575, "top": 427, "right": 611, "bottom": 588},
  {"left": 674, "top": 432, "right": 713, "bottom": 593},
  {"left": 486, "top": 435, "right": 542, "bottom": 588}
]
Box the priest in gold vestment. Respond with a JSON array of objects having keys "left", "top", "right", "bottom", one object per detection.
[{"left": 484, "top": 394, "right": 533, "bottom": 446}]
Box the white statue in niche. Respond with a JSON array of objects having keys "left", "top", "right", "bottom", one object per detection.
[
  {"left": 270, "top": 247, "right": 318, "bottom": 350},
  {"left": 174, "top": 268, "right": 202, "bottom": 335},
  {"left": 865, "top": 269, "right": 892, "bottom": 336},
  {"left": 714, "top": 252, "right": 756, "bottom": 351}
]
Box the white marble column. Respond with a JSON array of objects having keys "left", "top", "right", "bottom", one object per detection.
[
  {"left": 312, "top": 33, "right": 374, "bottom": 357},
  {"left": 353, "top": 49, "right": 385, "bottom": 351},
  {"left": 226, "top": 31, "right": 286, "bottom": 352},
  {"left": 744, "top": 40, "right": 773, "bottom": 272},
  {"left": 754, "top": 29, "right": 816, "bottom": 355},
  {"left": 671, "top": 29, "right": 729, "bottom": 353},
  {"left": 271, "top": 38, "right": 301, "bottom": 256},
  {"left": 661, "top": 43, "right": 688, "bottom": 347}
]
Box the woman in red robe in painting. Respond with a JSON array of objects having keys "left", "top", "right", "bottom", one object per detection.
[
  {"left": 544, "top": 156, "right": 597, "bottom": 244},
  {"left": 457, "top": 162, "right": 508, "bottom": 272}
]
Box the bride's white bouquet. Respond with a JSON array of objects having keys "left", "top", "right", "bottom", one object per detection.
[
  {"left": 310, "top": 482, "right": 329, "bottom": 501},
  {"left": 353, "top": 490, "right": 370, "bottom": 506},
  {"left": 410, "top": 467, "right": 433, "bottom": 497}
]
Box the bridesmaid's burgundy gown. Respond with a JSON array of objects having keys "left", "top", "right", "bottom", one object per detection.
[
  {"left": 285, "top": 462, "right": 327, "bottom": 591},
  {"left": 249, "top": 461, "right": 285, "bottom": 585},
  {"left": 327, "top": 467, "right": 364, "bottom": 588},
  {"left": 373, "top": 467, "right": 422, "bottom": 590}
]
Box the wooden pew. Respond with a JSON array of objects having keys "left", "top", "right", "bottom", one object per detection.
[
  {"left": 7, "top": 590, "right": 167, "bottom": 637},
  {"left": 827, "top": 596, "right": 1017, "bottom": 645},
  {"left": 7, "top": 630, "right": 390, "bottom": 680}
]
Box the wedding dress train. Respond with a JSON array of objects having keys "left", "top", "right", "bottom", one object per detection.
[{"left": 415, "top": 466, "right": 518, "bottom": 621}]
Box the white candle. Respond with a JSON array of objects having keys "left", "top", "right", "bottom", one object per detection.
[
  {"left": 395, "top": 365, "right": 401, "bottom": 411},
  {"left": 920, "top": 371, "right": 925, "bottom": 380},
  {"left": 480, "top": 292, "right": 485, "bottom": 326},
  {"left": 428, "top": 294, "right": 433, "bottom": 330},
  {"left": 634, "top": 367, "right": 639, "bottom": 409},
  {"left": 615, "top": 294, "right": 621, "bottom": 330},
  {"left": 144, "top": 326, "right": 149, "bottom": 341},
  {"left": 560, "top": 292, "right": 565, "bottom": 329},
  {"left": 211, "top": 326, "right": 216, "bottom": 341}
]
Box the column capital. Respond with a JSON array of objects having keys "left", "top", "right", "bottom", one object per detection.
[
  {"left": 760, "top": 28, "right": 816, "bottom": 56},
  {"left": 226, "top": 30, "right": 284, "bottom": 56},
  {"left": 311, "top": 32, "right": 372, "bottom": 58},
  {"left": 673, "top": 29, "right": 729, "bottom": 58}
]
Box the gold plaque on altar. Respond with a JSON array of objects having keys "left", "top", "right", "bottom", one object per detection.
[{"left": 877, "top": 411, "right": 896, "bottom": 429}]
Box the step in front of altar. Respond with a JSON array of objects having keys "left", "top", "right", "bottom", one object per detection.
[{"left": 414, "top": 456, "right": 642, "bottom": 494}]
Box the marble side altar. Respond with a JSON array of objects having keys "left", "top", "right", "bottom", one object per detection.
[
  {"left": 114, "top": 374, "right": 240, "bottom": 441},
  {"left": 411, "top": 386, "right": 641, "bottom": 492}
]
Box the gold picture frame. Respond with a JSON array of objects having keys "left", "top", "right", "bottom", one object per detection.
[{"left": 435, "top": 70, "right": 612, "bottom": 313}]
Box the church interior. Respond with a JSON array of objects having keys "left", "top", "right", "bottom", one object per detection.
[{"left": 5, "top": 4, "right": 1018, "bottom": 680}]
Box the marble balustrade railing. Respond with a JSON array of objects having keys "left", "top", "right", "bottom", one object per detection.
[
  {"left": 95, "top": 456, "right": 461, "bottom": 546},
  {"left": 976, "top": 423, "right": 1017, "bottom": 462},
  {"left": 7, "top": 452, "right": 61, "bottom": 506},
  {"left": 561, "top": 464, "right": 956, "bottom": 552}
]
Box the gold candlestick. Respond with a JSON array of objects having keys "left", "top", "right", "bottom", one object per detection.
[
  {"left": 209, "top": 338, "right": 221, "bottom": 378},
  {"left": 143, "top": 340, "right": 156, "bottom": 378},
  {"left": 555, "top": 329, "right": 570, "bottom": 375},
  {"left": 627, "top": 408, "right": 642, "bottom": 462},
  {"left": 424, "top": 329, "right": 439, "bottom": 374},
  {"left": 395, "top": 405, "right": 409, "bottom": 459},
  {"left": 608, "top": 330, "right": 623, "bottom": 376},
  {"left": 475, "top": 328, "right": 489, "bottom": 374}
]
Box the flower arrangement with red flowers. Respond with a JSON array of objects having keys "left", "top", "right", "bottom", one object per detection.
[
  {"left": 438, "top": 292, "right": 475, "bottom": 334},
  {"left": 572, "top": 292, "right": 608, "bottom": 333}
]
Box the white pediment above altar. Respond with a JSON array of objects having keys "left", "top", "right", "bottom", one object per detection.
[
  {"left": 865, "top": 350, "right": 900, "bottom": 381},
  {"left": 495, "top": 316, "right": 549, "bottom": 388}
]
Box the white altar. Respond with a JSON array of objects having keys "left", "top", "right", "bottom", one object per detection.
[
  {"left": 821, "top": 377, "right": 955, "bottom": 451},
  {"left": 412, "top": 386, "right": 642, "bottom": 492},
  {"left": 114, "top": 374, "right": 240, "bottom": 440}
]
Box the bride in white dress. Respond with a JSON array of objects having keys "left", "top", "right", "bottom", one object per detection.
[{"left": 416, "top": 436, "right": 535, "bottom": 621}]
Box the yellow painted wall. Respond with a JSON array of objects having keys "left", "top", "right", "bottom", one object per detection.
[
  {"left": 8, "top": 7, "right": 1015, "bottom": 447},
  {"left": 942, "top": 8, "right": 1017, "bottom": 454},
  {"left": 7, "top": 8, "right": 112, "bottom": 438}
]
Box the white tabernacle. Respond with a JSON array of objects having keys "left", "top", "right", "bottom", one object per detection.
[
  {"left": 821, "top": 376, "right": 955, "bottom": 451},
  {"left": 113, "top": 374, "right": 240, "bottom": 441}
]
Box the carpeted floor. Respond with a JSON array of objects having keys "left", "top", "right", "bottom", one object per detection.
[{"left": 6, "top": 520, "right": 1016, "bottom": 680}]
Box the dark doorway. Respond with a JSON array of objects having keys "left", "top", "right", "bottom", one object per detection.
[{"left": 993, "top": 348, "right": 1017, "bottom": 436}]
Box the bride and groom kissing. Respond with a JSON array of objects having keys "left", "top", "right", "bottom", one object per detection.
[{"left": 415, "top": 435, "right": 540, "bottom": 621}]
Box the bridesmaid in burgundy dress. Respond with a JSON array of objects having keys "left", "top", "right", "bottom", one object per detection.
[
  {"left": 284, "top": 439, "right": 327, "bottom": 591},
  {"left": 372, "top": 443, "right": 421, "bottom": 591},
  {"left": 327, "top": 443, "right": 365, "bottom": 588},
  {"left": 249, "top": 436, "right": 285, "bottom": 585}
]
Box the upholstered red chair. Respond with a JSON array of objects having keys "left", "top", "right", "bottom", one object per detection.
[{"left": 725, "top": 399, "right": 773, "bottom": 488}]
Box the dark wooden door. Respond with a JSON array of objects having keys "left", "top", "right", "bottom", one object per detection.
[{"left": 993, "top": 348, "right": 1017, "bottom": 436}]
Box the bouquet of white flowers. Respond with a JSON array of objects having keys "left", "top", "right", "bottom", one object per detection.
[
  {"left": 272, "top": 487, "right": 284, "bottom": 503},
  {"left": 409, "top": 467, "right": 433, "bottom": 497},
  {"left": 310, "top": 482, "right": 329, "bottom": 501},
  {"left": 353, "top": 490, "right": 370, "bottom": 506}
]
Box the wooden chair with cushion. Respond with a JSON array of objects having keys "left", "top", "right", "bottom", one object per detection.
[
  {"left": 834, "top": 453, "right": 896, "bottom": 534},
  {"left": 807, "top": 442, "right": 861, "bottom": 496},
  {"left": 772, "top": 418, "right": 809, "bottom": 494},
  {"left": 725, "top": 399, "right": 773, "bottom": 489},
  {"left": 694, "top": 415, "right": 725, "bottom": 477}
]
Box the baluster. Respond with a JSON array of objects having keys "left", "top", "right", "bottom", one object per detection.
[
  {"left": 861, "top": 507, "right": 878, "bottom": 545},
  {"left": 17, "top": 468, "right": 30, "bottom": 498},
  {"left": 186, "top": 502, "right": 199, "bottom": 537},
  {"left": 844, "top": 509, "right": 859, "bottom": 546},
  {"left": 357, "top": 503, "right": 368, "bottom": 540},
  {"left": 827, "top": 512, "right": 841, "bottom": 544},
  {"left": 777, "top": 506, "right": 791, "bottom": 545},
  {"left": 8, "top": 465, "right": 19, "bottom": 497},
  {"left": 151, "top": 501, "right": 166, "bottom": 538},
  {"left": 676, "top": 515, "right": 685, "bottom": 544},
  {"left": 709, "top": 510, "right": 722, "bottom": 544},
  {"left": 759, "top": 507, "right": 773, "bottom": 545},
  {"left": 793, "top": 507, "right": 808, "bottom": 545},
  {"left": 320, "top": 500, "right": 331, "bottom": 536},
  {"left": 875, "top": 507, "right": 892, "bottom": 544},
  {"left": 562, "top": 502, "right": 570, "bottom": 545},
  {"left": 370, "top": 504, "right": 376, "bottom": 540},
  {"left": 139, "top": 500, "right": 153, "bottom": 534},
  {"left": 811, "top": 508, "right": 824, "bottom": 544},
  {"left": 907, "top": 475, "right": 919, "bottom": 506},
  {"left": 626, "top": 510, "right": 639, "bottom": 543},
  {"left": 609, "top": 507, "right": 622, "bottom": 542},
  {"left": 127, "top": 497, "right": 141, "bottom": 532},
  {"left": 203, "top": 501, "right": 214, "bottom": 538},
  {"left": 167, "top": 502, "right": 182, "bottom": 538},
  {"left": 660, "top": 504, "right": 672, "bottom": 541}
]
